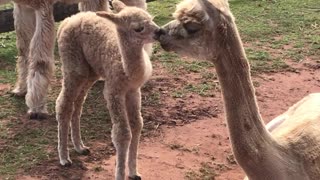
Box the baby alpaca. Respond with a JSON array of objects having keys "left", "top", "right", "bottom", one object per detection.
[{"left": 56, "top": 1, "right": 159, "bottom": 180}]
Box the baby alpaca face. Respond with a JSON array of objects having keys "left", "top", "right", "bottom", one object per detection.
[
  {"left": 97, "top": 1, "right": 159, "bottom": 44},
  {"left": 120, "top": 8, "right": 160, "bottom": 44}
]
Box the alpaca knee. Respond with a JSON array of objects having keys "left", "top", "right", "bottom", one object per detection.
[{"left": 112, "top": 123, "right": 132, "bottom": 149}]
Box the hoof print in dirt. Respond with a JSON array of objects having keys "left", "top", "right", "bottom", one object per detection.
[
  {"left": 129, "top": 175, "right": 142, "bottom": 180},
  {"left": 28, "top": 112, "right": 48, "bottom": 120}
]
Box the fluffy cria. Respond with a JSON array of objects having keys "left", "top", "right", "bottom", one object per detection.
[{"left": 56, "top": 1, "right": 159, "bottom": 180}]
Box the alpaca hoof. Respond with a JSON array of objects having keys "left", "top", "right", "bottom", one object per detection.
[
  {"left": 79, "top": 148, "right": 90, "bottom": 155},
  {"left": 129, "top": 175, "right": 141, "bottom": 180},
  {"left": 60, "top": 159, "right": 72, "bottom": 167},
  {"left": 10, "top": 90, "right": 26, "bottom": 97},
  {"left": 28, "top": 112, "right": 48, "bottom": 120}
]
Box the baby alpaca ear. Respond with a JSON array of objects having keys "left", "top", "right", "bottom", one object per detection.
[
  {"left": 112, "top": 0, "right": 126, "bottom": 13},
  {"left": 96, "top": 11, "right": 121, "bottom": 24}
]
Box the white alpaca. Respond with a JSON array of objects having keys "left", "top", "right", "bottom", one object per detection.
[{"left": 56, "top": 1, "right": 159, "bottom": 179}]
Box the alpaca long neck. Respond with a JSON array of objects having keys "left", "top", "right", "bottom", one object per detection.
[
  {"left": 212, "top": 20, "right": 283, "bottom": 173},
  {"left": 117, "top": 31, "right": 145, "bottom": 77}
]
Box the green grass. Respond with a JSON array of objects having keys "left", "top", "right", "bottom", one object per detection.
[
  {"left": 0, "top": 0, "right": 319, "bottom": 178},
  {"left": 231, "top": 0, "right": 319, "bottom": 64}
]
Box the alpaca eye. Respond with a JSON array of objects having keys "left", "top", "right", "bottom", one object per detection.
[
  {"left": 134, "top": 26, "right": 144, "bottom": 33},
  {"left": 183, "top": 22, "right": 201, "bottom": 34}
]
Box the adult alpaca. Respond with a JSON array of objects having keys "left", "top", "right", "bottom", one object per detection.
[
  {"left": 1, "top": 0, "right": 107, "bottom": 119},
  {"left": 56, "top": 1, "right": 158, "bottom": 179},
  {"left": 156, "top": 0, "right": 320, "bottom": 179}
]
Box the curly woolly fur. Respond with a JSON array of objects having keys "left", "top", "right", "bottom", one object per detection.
[
  {"left": 56, "top": 1, "right": 159, "bottom": 179},
  {"left": 157, "top": 0, "right": 320, "bottom": 179}
]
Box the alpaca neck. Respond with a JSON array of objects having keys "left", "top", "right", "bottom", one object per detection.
[
  {"left": 211, "top": 19, "right": 287, "bottom": 176},
  {"left": 117, "top": 30, "right": 148, "bottom": 79}
]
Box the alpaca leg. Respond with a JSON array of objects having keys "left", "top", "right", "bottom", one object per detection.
[
  {"left": 104, "top": 88, "right": 131, "bottom": 180},
  {"left": 126, "top": 89, "right": 143, "bottom": 180},
  {"left": 26, "top": 2, "right": 55, "bottom": 119},
  {"left": 71, "top": 75, "right": 98, "bottom": 155},
  {"left": 79, "top": 0, "right": 108, "bottom": 11},
  {"left": 11, "top": 4, "right": 35, "bottom": 96},
  {"left": 56, "top": 75, "right": 86, "bottom": 166}
]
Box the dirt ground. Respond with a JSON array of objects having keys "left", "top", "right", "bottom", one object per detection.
[{"left": 5, "top": 58, "right": 320, "bottom": 180}]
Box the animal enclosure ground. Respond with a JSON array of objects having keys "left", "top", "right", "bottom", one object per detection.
[{"left": 0, "top": 0, "right": 319, "bottom": 179}]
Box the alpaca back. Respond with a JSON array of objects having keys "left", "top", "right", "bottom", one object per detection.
[{"left": 57, "top": 11, "right": 122, "bottom": 77}]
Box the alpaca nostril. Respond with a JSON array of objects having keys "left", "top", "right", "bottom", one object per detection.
[{"left": 157, "top": 28, "right": 166, "bottom": 36}]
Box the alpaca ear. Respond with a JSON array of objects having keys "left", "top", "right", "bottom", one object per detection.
[
  {"left": 112, "top": 0, "right": 126, "bottom": 13},
  {"left": 96, "top": 11, "right": 121, "bottom": 24},
  {"left": 197, "top": 0, "right": 230, "bottom": 15}
]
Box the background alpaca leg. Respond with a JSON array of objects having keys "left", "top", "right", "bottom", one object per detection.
[
  {"left": 79, "top": 0, "right": 108, "bottom": 11},
  {"left": 11, "top": 4, "right": 35, "bottom": 96},
  {"left": 104, "top": 88, "right": 131, "bottom": 180},
  {"left": 125, "top": 89, "right": 143, "bottom": 179},
  {"left": 71, "top": 74, "right": 98, "bottom": 155},
  {"left": 26, "top": 2, "right": 55, "bottom": 119}
]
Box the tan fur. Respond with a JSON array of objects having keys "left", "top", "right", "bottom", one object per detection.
[
  {"left": 9, "top": 0, "right": 108, "bottom": 119},
  {"left": 157, "top": 0, "right": 320, "bottom": 179},
  {"left": 56, "top": 1, "right": 159, "bottom": 180}
]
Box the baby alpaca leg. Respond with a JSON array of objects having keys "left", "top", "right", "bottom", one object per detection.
[
  {"left": 26, "top": 2, "right": 55, "bottom": 119},
  {"left": 56, "top": 76, "right": 85, "bottom": 166},
  {"left": 12, "top": 4, "right": 35, "bottom": 96},
  {"left": 104, "top": 87, "right": 131, "bottom": 180},
  {"left": 79, "top": 0, "right": 108, "bottom": 11},
  {"left": 126, "top": 89, "right": 143, "bottom": 180},
  {"left": 71, "top": 75, "right": 98, "bottom": 155}
]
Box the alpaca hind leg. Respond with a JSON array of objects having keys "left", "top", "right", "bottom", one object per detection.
[
  {"left": 11, "top": 4, "right": 35, "bottom": 96},
  {"left": 126, "top": 89, "right": 143, "bottom": 180},
  {"left": 26, "top": 2, "right": 55, "bottom": 119},
  {"left": 56, "top": 75, "right": 86, "bottom": 166},
  {"left": 71, "top": 74, "right": 98, "bottom": 155},
  {"left": 104, "top": 88, "right": 131, "bottom": 180},
  {"left": 79, "top": 0, "right": 108, "bottom": 11}
]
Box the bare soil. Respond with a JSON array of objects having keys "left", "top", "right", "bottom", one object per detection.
[{"left": 10, "top": 59, "right": 320, "bottom": 180}]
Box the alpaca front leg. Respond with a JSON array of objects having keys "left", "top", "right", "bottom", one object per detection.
[
  {"left": 104, "top": 89, "right": 131, "bottom": 180},
  {"left": 71, "top": 77, "right": 97, "bottom": 155},
  {"left": 26, "top": 2, "right": 55, "bottom": 119},
  {"left": 11, "top": 4, "right": 35, "bottom": 96},
  {"left": 126, "top": 89, "right": 143, "bottom": 180}
]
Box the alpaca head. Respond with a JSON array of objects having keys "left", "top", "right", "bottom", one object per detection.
[
  {"left": 97, "top": 0, "right": 159, "bottom": 44},
  {"left": 155, "top": 0, "right": 233, "bottom": 59}
]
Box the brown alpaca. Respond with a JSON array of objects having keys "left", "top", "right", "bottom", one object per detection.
[
  {"left": 2, "top": 0, "right": 107, "bottom": 119},
  {"left": 56, "top": 1, "right": 159, "bottom": 179},
  {"left": 156, "top": 0, "right": 320, "bottom": 179}
]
